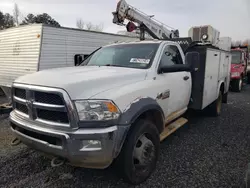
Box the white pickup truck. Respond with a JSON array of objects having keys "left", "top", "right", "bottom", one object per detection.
[{"left": 9, "top": 39, "right": 231, "bottom": 184}]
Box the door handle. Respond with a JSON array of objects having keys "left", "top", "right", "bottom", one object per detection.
[{"left": 183, "top": 76, "right": 189, "bottom": 81}]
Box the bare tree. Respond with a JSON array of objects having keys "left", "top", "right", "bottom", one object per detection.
[
  {"left": 234, "top": 40, "right": 241, "bottom": 46},
  {"left": 85, "top": 22, "right": 93, "bottom": 30},
  {"left": 13, "top": 3, "right": 21, "bottom": 26},
  {"left": 85, "top": 22, "right": 104, "bottom": 31},
  {"left": 76, "top": 18, "right": 84, "bottom": 29},
  {"left": 94, "top": 23, "right": 104, "bottom": 32}
]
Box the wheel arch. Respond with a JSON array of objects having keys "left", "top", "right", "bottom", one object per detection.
[
  {"left": 118, "top": 97, "right": 165, "bottom": 134},
  {"left": 217, "top": 81, "right": 225, "bottom": 98},
  {"left": 114, "top": 97, "right": 165, "bottom": 159}
]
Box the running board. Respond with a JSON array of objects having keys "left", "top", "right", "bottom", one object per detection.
[{"left": 160, "top": 117, "right": 188, "bottom": 142}]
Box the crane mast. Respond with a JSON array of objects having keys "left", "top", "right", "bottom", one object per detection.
[{"left": 112, "top": 0, "right": 179, "bottom": 40}]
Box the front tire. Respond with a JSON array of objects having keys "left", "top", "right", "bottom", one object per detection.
[
  {"left": 231, "top": 77, "right": 242, "bottom": 92},
  {"left": 116, "top": 119, "right": 160, "bottom": 185}
]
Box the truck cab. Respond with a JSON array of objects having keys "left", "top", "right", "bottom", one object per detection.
[{"left": 230, "top": 47, "right": 248, "bottom": 92}]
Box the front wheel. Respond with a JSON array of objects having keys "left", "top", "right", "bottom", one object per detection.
[
  {"left": 231, "top": 77, "right": 243, "bottom": 92},
  {"left": 116, "top": 119, "right": 160, "bottom": 185}
]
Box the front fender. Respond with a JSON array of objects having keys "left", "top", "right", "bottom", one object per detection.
[{"left": 118, "top": 97, "right": 165, "bottom": 125}]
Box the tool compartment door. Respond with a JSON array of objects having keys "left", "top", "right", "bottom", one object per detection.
[
  {"left": 219, "top": 52, "right": 226, "bottom": 80},
  {"left": 202, "top": 49, "right": 220, "bottom": 109},
  {"left": 220, "top": 52, "right": 231, "bottom": 93}
]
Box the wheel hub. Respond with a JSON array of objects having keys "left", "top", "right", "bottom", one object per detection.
[{"left": 133, "top": 134, "right": 155, "bottom": 167}]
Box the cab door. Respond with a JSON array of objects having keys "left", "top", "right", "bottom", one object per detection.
[{"left": 154, "top": 44, "right": 191, "bottom": 120}]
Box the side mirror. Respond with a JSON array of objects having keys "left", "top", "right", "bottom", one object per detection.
[
  {"left": 75, "top": 55, "right": 83, "bottom": 66},
  {"left": 74, "top": 54, "right": 90, "bottom": 66},
  {"left": 83, "top": 55, "right": 89, "bottom": 59},
  {"left": 185, "top": 52, "right": 200, "bottom": 72}
]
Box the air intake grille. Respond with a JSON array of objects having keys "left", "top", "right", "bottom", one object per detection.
[{"left": 13, "top": 87, "right": 69, "bottom": 126}]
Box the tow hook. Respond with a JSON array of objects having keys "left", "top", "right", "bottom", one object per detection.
[
  {"left": 51, "top": 157, "right": 66, "bottom": 167},
  {"left": 10, "top": 137, "right": 21, "bottom": 146}
]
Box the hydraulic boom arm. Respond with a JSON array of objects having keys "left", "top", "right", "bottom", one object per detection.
[{"left": 112, "top": 0, "right": 179, "bottom": 40}]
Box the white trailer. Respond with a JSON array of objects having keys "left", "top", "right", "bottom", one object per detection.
[{"left": 0, "top": 24, "right": 137, "bottom": 100}]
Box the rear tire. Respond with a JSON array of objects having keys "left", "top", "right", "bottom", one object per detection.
[
  {"left": 207, "top": 90, "right": 222, "bottom": 117},
  {"left": 222, "top": 92, "right": 228, "bottom": 104},
  {"left": 231, "top": 77, "right": 242, "bottom": 92},
  {"left": 116, "top": 119, "right": 160, "bottom": 185}
]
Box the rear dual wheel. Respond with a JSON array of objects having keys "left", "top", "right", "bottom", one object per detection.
[{"left": 207, "top": 90, "right": 222, "bottom": 117}]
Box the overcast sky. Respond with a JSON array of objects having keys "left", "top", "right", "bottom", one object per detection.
[{"left": 0, "top": 0, "right": 249, "bottom": 41}]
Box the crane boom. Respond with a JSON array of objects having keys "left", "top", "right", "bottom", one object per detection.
[{"left": 112, "top": 0, "right": 179, "bottom": 40}]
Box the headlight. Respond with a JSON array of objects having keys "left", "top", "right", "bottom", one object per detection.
[
  {"left": 231, "top": 72, "right": 240, "bottom": 77},
  {"left": 74, "top": 100, "right": 120, "bottom": 121},
  {"left": 201, "top": 34, "right": 208, "bottom": 40}
]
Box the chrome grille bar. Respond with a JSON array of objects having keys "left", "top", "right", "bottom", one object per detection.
[
  {"left": 33, "top": 102, "right": 66, "bottom": 112},
  {"left": 12, "top": 83, "right": 78, "bottom": 130}
]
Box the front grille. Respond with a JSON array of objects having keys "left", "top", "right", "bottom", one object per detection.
[
  {"left": 16, "top": 103, "right": 28, "bottom": 114},
  {"left": 35, "top": 91, "right": 64, "bottom": 105},
  {"left": 13, "top": 86, "right": 70, "bottom": 126},
  {"left": 37, "top": 109, "right": 69, "bottom": 123},
  {"left": 15, "top": 88, "right": 26, "bottom": 99}
]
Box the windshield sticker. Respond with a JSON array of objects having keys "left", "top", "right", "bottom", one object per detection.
[{"left": 130, "top": 58, "right": 150, "bottom": 64}]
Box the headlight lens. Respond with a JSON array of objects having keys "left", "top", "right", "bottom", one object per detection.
[{"left": 74, "top": 100, "right": 120, "bottom": 121}]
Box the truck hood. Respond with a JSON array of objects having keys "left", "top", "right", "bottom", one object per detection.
[{"left": 15, "top": 66, "right": 147, "bottom": 99}]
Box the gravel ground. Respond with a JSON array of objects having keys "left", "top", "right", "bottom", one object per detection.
[{"left": 1, "top": 86, "right": 250, "bottom": 188}]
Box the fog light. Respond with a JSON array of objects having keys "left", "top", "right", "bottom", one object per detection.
[{"left": 80, "top": 140, "right": 102, "bottom": 151}]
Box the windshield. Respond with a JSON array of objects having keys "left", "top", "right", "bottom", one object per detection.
[
  {"left": 231, "top": 51, "right": 241, "bottom": 64},
  {"left": 81, "top": 43, "right": 160, "bottom": 69}
]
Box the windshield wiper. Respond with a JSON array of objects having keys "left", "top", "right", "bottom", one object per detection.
[{"left": 103, "top": 64, "right": 126, "bottom": 67}]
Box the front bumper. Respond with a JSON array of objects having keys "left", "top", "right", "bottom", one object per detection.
[
  {"left": 230, "top": 76, "right": 241, "bottom": 80},
  {"left": 9, "top": 110, "right": 130, "bottom": 169},
  {"left": 230, "top": 72, "right": 241, "bottom": 80}
]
